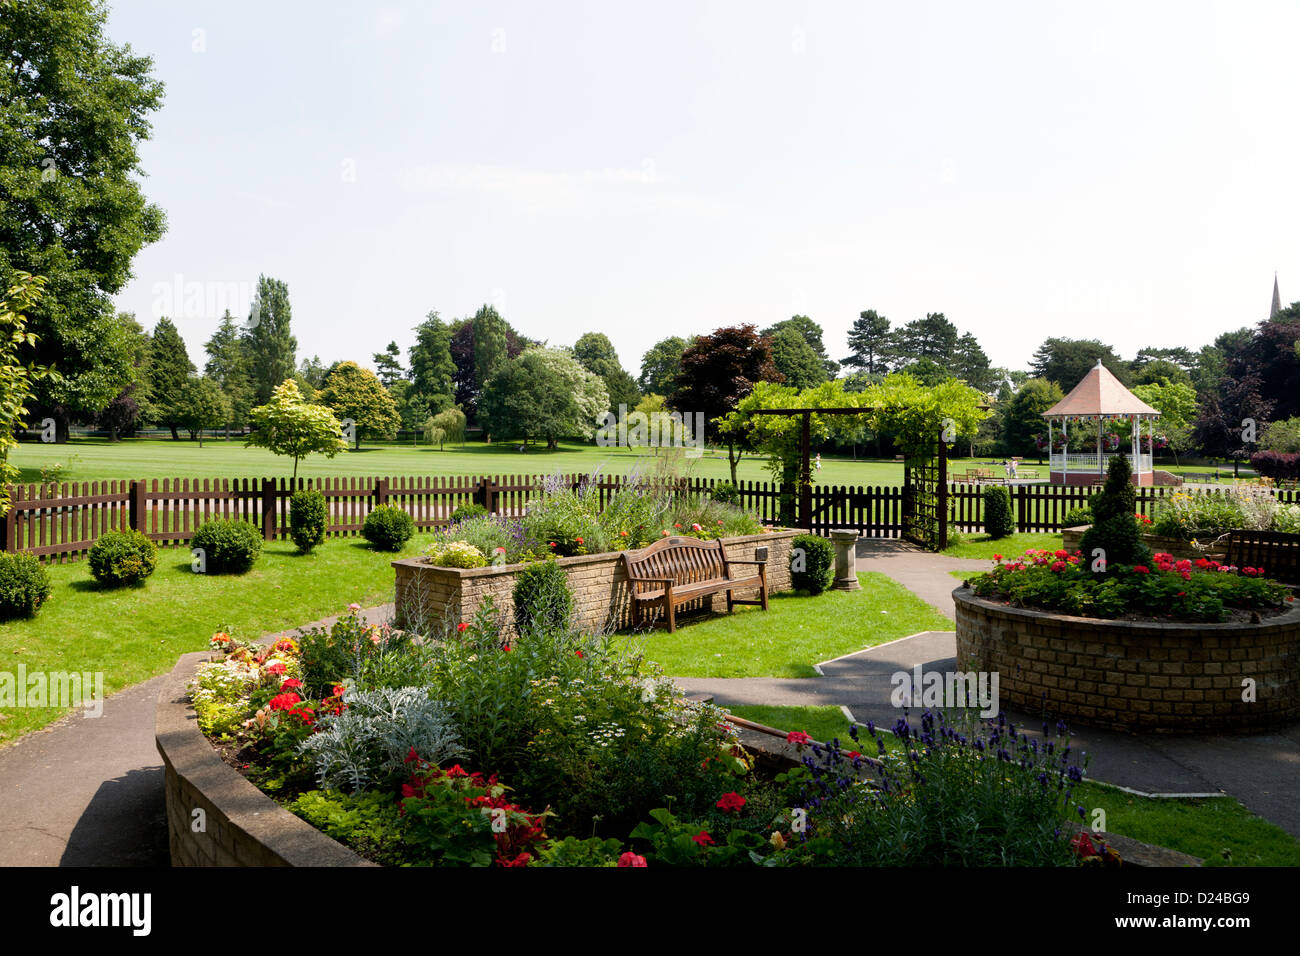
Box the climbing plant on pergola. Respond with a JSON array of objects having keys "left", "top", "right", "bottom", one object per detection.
[{"left": 720, "top": 376, "right": 987, "bottom": 551}]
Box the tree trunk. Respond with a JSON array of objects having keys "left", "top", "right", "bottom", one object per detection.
[
  {"left": 727, "top": 440, "right": 740, "bottom": 485},
  {"left": 170, "top": 423, "right": 179, "bottom": 440}
]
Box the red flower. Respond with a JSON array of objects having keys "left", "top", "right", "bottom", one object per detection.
[
  {"left": 1054, "top": 549, "right": 1068, "bottom": 559},
  {"left": 847, "top": 750, "right": 862, "bottom": 760},
  {"left": 457, "top": 622, "right": 469, "bottom": 632},
  {"left": 498, "top": 851, "right": 532, "bottom": 868},
  {"left": 618, "top": 851, "right": 648, "bottom": 867},
  {"left": 445, "top": 765, "right": 469, "bottom": 778},
  {"left": 331, "top": 684, "right": 347, "bottom": 698},
  {"left": 674, "top": 524, "right": 682, "bottom": 529},
  {"left": 691, "top": 831, "right": 715, "bottom": 847},
  {"left": 268, "top": 692, "right": 302, "bottom": 711},
  {"left": 992, "top": 554, "right": 1002, "bottom": 562},
  {"left": 786, "top": 731, "right": 812, "bottom": 746},
  {"left": 503, "top": 644, "right": 512, "bottom": 653},
  {"left": 1133, "top": 566, "right": 1149, "bottom": 574},
  {"left": 404, "top": 747, "right": 420, "bottom": 764},
  {"left": 575, "top": 650, "right": 584, "bottom": 658},
  {"left": 716, "top": 792, "right": 746, "bottom": 813},
  {"left": 575, "top": 537, "right": 584, "bottom": 544},
  {"left": 548, "top": 541, "right": 557, "bottom": 548},
  {"left": 279, "top": 678, "right": 304, "bottom": 691},
  {"left": 1050, "top": 561, "right": 1066, "bottom": 573},
  {"left": 265, "top": 662, "right": 287, "bottom": 676}
]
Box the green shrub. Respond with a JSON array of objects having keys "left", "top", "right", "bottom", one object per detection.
[
  {"left": 363, "top": 505, "right": 415, "bottom": 552},
  {"left": 522, "top": 485, "right": 606, "bottom": 556},
  {"left": 708, "top": 481, "right": 742, "bottom": 506},
  {"left": 512, "top": 559, "right": 575, "bottom": 633},
  {"left": 983, "top": 486, "right": 1015, "bottom": 539},
  {"left": 450, "top": 503, "right": 489, "bottom": 523},
  {"left": 1062, "top": 506, "right": 1092, "bottom": 528},
  {"left": 0, "top": 553, "right": 52, "bottom": 619},
  {"left": 790, "top": 533, "right": 835, "bottom": 595},
  {"left": 191, "top": 519, "right": 263, "bottom": 574},
  {"left": 289, "top": 489, "right": 329, "bottom": 553},
  {"left": 87, "top": 529, "right": 157, "bottom": 587}
]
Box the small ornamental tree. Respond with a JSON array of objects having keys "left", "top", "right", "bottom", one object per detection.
[
  {"left": 320, "top": 361, "right": 401, "bottom": 450},
  {"left": 246, "top": 379, "right": 348, "bottom": 480},
  {"left": 982, "top": 486, "right": 1015, "bottom": 539}
]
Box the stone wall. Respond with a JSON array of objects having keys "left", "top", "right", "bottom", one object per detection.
[
  {"left": 393, "top": 529, "right": 803, "bottom": 637},
  {"left": 156, "top": 651, "right": 373, "bottom": 867},
  {"left": 954, "top": 588, "right": 1300, "bottom": 733}
]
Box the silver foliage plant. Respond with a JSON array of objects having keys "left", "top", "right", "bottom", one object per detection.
[{"left": 298, "top": 686, "right": 465, "bottom": 793}]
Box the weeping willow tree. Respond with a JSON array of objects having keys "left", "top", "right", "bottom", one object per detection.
[{"left": 423, "top": 406, "right": 466, "bottom": 450}]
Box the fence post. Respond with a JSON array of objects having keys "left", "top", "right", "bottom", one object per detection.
[
  {"left": 260, "top": 478, "right": 276, "bottom": 541},
  {"left": 130, "top": 480, "right": 148, "bottom": 535},
  {"left": 375, "top": 477, "right": 389, "bottom": 508},
  {"left": 1017, "top": 484, "right": 1029, "bottom": 532}
]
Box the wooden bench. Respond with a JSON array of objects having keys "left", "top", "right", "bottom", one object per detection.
[
  {"left": 1224, "top": 530, "right": 1300, "bottom": 587},
  {"left": 1017, "top": 468, "right": 1040, "bottom": 479},
  {"left": 622, "top": 536, "right": 769, "bottom": 632}
]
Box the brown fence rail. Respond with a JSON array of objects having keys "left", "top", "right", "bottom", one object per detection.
[{"left": 2, "top": 475, "right": 1297, "bottom": 562}]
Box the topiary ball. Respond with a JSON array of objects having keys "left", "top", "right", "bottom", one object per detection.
[
  {"left": 190, "top": 519, "right": 263, "bottom": 574},
  {"left": 88, "top": 529, "right": 158, "bottom": 586},
  {"left": 0, "top": 553, "right": 52, "bottom": 619},
  {"left": 363, "top": 505, "right": 416, "bottom": 552}
]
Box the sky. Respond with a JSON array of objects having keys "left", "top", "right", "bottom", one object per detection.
[{"left": 105, "top": 0, "right": 1300, "bottom": 380}]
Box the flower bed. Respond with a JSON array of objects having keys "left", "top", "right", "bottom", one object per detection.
[
  {"left": 1061, "top": 526, "right": 1225, "bottom": 564},
  {"left": 164, "top": 605, "right": 1110, "bottom": 867},
  {"left": 393, "top": 529, "right": 800, "bottom": 637},
  {"left": 954, "top": 585, "right": 1300, "bottom": 733}
]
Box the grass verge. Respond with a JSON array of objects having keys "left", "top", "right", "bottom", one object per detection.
[
  {"left": 941, "top": 532, "right": 1064, "bottom": 561},
  {"left": 620, "top": 572, "right": 952, "bottom": 679}
]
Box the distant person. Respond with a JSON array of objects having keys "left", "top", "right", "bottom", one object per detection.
[
  {"left": 1007, "top": 458, "right": 1018, "bottom": 479},
  {"left": 814, "top": 453, "right": 822, "bottom": 472}
]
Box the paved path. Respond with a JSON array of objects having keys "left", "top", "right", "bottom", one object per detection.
[{"left": 0, "top": 605, "right": 391, "bottom": 867}]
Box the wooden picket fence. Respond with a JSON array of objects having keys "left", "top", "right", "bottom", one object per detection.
[{"left": 3, "top": 474, "right": 1297, "bottom": 562}]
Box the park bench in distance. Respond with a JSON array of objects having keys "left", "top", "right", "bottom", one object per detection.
[{"left": 622, "top": 536, "right": 769, "bottom": 632}]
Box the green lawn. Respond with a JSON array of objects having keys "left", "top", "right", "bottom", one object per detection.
[
  {"left": 619, "top": 572, "right": 952, "bottom": 678},
  {"left": 0, "top": 533, "right": 439, "bottom": 746},
  {"left": 941, "top": 532, "right": 1064, "bottom": 561},
  {"left": 11, "top": 436, "right": 911, "bottom": 487},
  {"left": 722, "top": 705, "right": 1300, "bottom": 867}
]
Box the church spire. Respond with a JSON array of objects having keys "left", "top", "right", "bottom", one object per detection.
[{"left": 1272, "top": 273, "right": 1282, "bottom": 318}]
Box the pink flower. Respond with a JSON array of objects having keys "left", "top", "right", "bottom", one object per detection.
[
  {"left": 279, "top": 678, "right": 303, "bottom": 691},
  {"left": 347, "top": 602, "right": 361, "bottom": 612},
  {"left": 618, "top": 852, "right": 648, "bottom": 867},
  {"left": 786, "top": 731, "right": 812, "bottom": 746},
  {"left": 716, "top": 792, "right": 746, "bottom": 812},
  {"left": 1050, "top": 561, "right": 1066, "bottom": 573},
  {"left": 691, "top": 831, "right": 715, "bottom": 847},
  {"left": 265, "top": 662, "right": 287, "bottom": 676}
]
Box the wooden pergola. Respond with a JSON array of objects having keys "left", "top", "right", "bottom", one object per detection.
[{"left": 749, "top": 406, "right": 950, "bottom": 547}]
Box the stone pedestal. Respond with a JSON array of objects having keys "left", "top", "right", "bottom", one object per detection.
[{"left": 829, "top": 530, "right": 860, "bottom": 591}]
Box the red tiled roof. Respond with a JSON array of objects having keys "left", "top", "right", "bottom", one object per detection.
[{"left": 1042, "top": 362, "right": 1160, "bottom": 417}]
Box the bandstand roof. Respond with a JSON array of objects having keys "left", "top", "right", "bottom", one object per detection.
[{"left": 1042, "top": 361, "right": 1160, "bottom": 419}]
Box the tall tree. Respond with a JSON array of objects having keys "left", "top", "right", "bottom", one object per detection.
[
  {"left": 670, "top": 325, "right": 783, "bottom": 481},
  {"left": 892, "top": 313, "right": 960, "bottom": 366},
  {"left": 1, "top": 0, "right": 167, "bottom": 440},
  {"left": 842, "top": 310, "right": 894, "bottom": 375},
  {"left": 372, "top": 341, "right": 404, "bottom": 388},
  {"left": 97, "top": 313, "right": 151, "bottom": 440},
  {"left": 638, "top": 336, "right": 690, "bottom": 395},
  {"left": 408, "top": 311, "right": 457, "bottom": 417},
  {"left": 242, "top": 276, "right": 298, "bottom": 405},
  {"left": 952, "top": 332, "right": 995, "bottom": 392},
  {"left": 769, "top": 324, "right": 828, "bottom": 389},
  {"left": 1029, "top": 338, "right": 1130, "bottom": 392},
  {"left": 573, "top": 331, "right": 641, "bottom": 415},
  {"left": 478, "top": 347, "right": 609, "bottom": 448},
  {"left": 204, "top": 311, "right": 253, "bottom": 436},
  {"left": 762, "top": 316, "right": 838, "bottom": 377},
  {"left": 176, "top": 376, "right": 231, "bottom": 447},
  {"left": 147, "top": 318, "right": 195, "bottom": 440},
  {"left": 320, "top": 361, "right": 402, "bottom": 450},
  {"left": 1000, "top": 378, "right": 1065, "bottom": 456}
]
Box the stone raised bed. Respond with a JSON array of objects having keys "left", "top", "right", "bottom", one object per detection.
[
  {"left": 393, "top": 529, "right": 803, "bottom": 637},
  {"left": 1061, "top": 525, "right": 1226, "bottom": 563},
  {"left": 954, "top": 586, "right": 1300, "bottom": 734},
  {"left": 156, "top": 651, "right": 374, "bottom": 867}
]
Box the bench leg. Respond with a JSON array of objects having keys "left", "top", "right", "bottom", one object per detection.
[
  {"left": 726, "top": 588, "right": 734, "bottom": 613},
  {"left": 666, "top": 600, "right": 676, "bottom": 633},
  {"left": 759, "top": 566, "right": 768, "bottom": 610}
]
